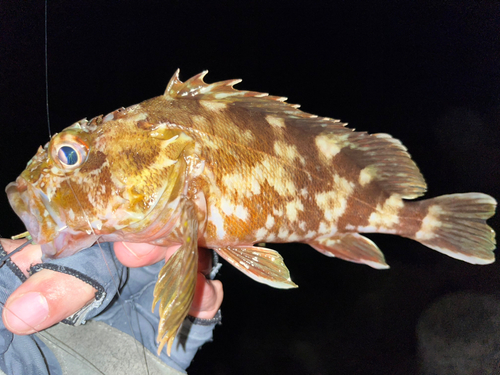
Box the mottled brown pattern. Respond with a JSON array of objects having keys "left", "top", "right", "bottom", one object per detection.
[
  {"left": 79, "top": 150, "right": 106, "bottom": 173},
  {"left": 7, "top": 70, "right": 496, "bottom": 273},
  {"left": 337, "top": 184, "right": 389, "bottom": 231}
]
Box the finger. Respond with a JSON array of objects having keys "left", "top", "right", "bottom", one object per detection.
[
  {"left": 0, "top": 239, "right": 42, "bottom": 278},
  {"left": 2, "top": 269, "right": 96, "bottom": 335},
  {"left": 189, "top": 273, "right": 223, "bottom": 320},
  {"left": 113, "top": 242, "right": 177, "bottom": 267}
]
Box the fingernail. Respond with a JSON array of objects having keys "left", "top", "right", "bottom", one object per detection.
[
  {"left": 5, "top": 292, "right": 49, "bottom": 332},
  {"left": 121, "top": 242, "right": 154, "bottom": 258}
]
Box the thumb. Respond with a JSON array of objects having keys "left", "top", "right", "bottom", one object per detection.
[{"left": 3, "top": 269, "right": 96, "bottom": 335}]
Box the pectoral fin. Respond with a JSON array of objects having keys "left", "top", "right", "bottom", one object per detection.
[
  {"left": 153, "top": 199, "right": 198, "bottom": 355},
  {"left": 214, "top": 246, "right": 297, "bottom": 289},
  {"left": 309, "top": 233, "right": 389, "bottom": 269}
]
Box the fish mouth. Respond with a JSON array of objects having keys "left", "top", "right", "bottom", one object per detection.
[
  {"left": 6, "top": 177, "right": 65, "bottom": 254},
  {"left": 7, "top": 178, "right": 42, "bottom": 240},
  {"left": 6, "top": 177, "right": 100, "bottom": 258}
]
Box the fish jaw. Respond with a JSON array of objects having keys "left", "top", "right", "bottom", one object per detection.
[
  {"left": 6, "top": 181, "right": 41, "bottom": 240},
  {"left": 40, "top": 230, "right": 98, "bottom": 259},
  {"left": 6, "top": 177, "right": 57, "bottom": 244},
  {"left": 5, "top": 176, "right": 94, "bottom": 258}
]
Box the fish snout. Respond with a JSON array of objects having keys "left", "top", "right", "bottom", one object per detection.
[{"left": 6, "top": 177, "right": 45, "bottom": 245}]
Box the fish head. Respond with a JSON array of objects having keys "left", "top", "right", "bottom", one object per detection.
[{"left": 6, "top": 105, "right": 193, "bottom": 258}]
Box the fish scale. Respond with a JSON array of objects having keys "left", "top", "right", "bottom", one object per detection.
[{"left": 6, "top": 70, "right": 497, "bottom": 354}]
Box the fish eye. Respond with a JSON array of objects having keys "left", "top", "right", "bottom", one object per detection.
[
  {"left": 53, "top": 141, "right": 88, "bottom": 170},
  {"left": 58, "top": 146, "right": 79, "bottom": 165}
]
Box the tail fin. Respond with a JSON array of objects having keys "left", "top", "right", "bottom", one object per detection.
[{"left": 413, "top": 193, "right": 496, "bottom": 264}]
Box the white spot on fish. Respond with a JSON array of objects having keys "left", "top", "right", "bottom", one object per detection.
[
  {"left": 368, "top": 195, "right": 404, "bottom": 229},
  {"left": 359, "top": 166, "right": 376, "bottom": 186},
  {"left": 314, "top": 174, "right": 354, "bottom": 222},
  {"left": 200, "top": 101, "right": 228, "bottom": 111},
  {"left": 265, "top": 215, "right": 275, "bottom": 229},
  {"left": 286, "top": 199, "right": 304, "bottom": 222},
  {"left": 221, "top": 156, "right": 296, "bottom": 198},
  {"left": 315, "top": 192, "right": 345, "bottom": 222},
  {"left": 304, "top": 230, "right": 317, "bottom": 239},
  {"left": 221, "top": 173, "right": 258, "bottom": 198},
  {"left": 220, "top": 197, "right": 248, "bottom": 221},
  {"left": 234, "top": 204, "right": 249, "bottom": 221},
  {"left": 415, "top": 205, "right": 443, "bottom": 240},
  {"left": 260, "top": 159, "right": 296, "bottom": 196},
  {"left": 315, "top": 134, "right": 342, "bottom": 160},
  {"left": 272, "top": 208, "right": 283, "bottom": 216},
  {"left": 266, "top": 115, "right": 285, "bottom": 129},
  {"left": 278, "top": 227, "right": 290, "bottom": 239},
  {"left": 318, "top": 221, "right": 330, "bottom": 235},
  {"left": 273, "top": 141, "right": 306, "bottom": 166},
  {"left": 266, "top": 233, "right": 276, "bottom": 242},
  {"left": 255, "top": 227, "right": 267, "bottom": 238},
  {"left": 210, "top": 205, "right": 226, "bottom": 239},
  {"left": 251, "top": 179, "right": 261, "bottom": 195}
]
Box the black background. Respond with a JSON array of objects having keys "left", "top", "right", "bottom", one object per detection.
[{"left": 1, "top": 1, "right": 499, "bottom": 374}]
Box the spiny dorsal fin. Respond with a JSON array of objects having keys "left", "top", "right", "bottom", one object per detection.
[
  {"left": 165, "top": 70, "right": 426, "bottom": 199},
  {"left": 164, "top": 69, "right": 300, "bottom": 108}
]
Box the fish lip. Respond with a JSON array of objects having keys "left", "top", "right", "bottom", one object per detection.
[
  {"left": 6, "top": 177, "right": 60, "bottom": 245},
  {"left": 6, "top": 177, "right": 97, "bottom": 259}
]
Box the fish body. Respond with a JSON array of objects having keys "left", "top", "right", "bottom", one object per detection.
[{"left": 6, "top": 70, "right": 496, "bottom": 352}]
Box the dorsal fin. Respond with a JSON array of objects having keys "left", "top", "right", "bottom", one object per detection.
[
  {"left": 164, "top": 70, "right": 427, "bottom": 199},
  {"left": 165, "top": 69, "right": 291, "bottom": 103},
  {"left": 339, "top": 132, "right": 427, "bottom": 198}
]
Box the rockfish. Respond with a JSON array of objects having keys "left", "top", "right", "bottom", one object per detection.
[{"left": 6, "top": 70, "right": 497, "bottom": 353}]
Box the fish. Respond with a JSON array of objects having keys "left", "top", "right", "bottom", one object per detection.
[{"left": 6, "top": 70, "right": 497, "bottom": 354}]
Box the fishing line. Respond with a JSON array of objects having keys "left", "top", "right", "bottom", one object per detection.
[
  {"left": 13, "top": 1, "right": 152, "bottom": 372},
  {"left": 44, "top": 0, "right": 51, "bottom": 138},
  {"left": 0, "top": 300, "right": 105, "bottom": 374}
]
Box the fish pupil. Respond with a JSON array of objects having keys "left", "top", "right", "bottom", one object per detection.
[{"left": 58, "top": 146, "right": 78, "bottom": 165}]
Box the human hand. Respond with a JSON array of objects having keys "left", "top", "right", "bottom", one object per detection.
[{"left": 0, "top": 239, "right": 223, "bottom": 335}]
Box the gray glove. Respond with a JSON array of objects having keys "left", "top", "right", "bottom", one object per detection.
[{"left": 0, "top": 241, "right": 221, "bottom": 375}]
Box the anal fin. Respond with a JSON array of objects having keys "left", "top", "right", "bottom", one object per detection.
[
  {"left": 214, "top": 246, "right": 298, "bottom": 289},
  {"left": 153, "top": 199, "right": 199, "bottom": 355},
  {"left": 309, "top": 233, "right": 389, "bottom": 269}
]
